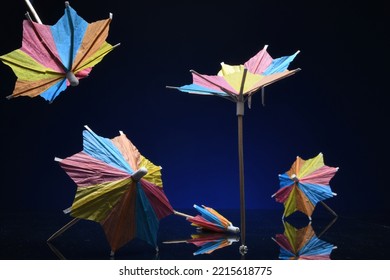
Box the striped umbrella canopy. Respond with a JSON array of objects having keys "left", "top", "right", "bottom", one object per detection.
[
  {"left": 186, "top": 204, "right": 239, "bottom": 234},
  {"left": 53, "top": 125, "right": 174, "bottom": 254},
  {"left": 0, "top": 1, "right": 119, "bottom": 103}
]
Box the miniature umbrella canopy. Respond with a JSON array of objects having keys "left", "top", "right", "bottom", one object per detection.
[
  {"left": 167, "top": 45, "right": 300, "bottom": 253},
  {"left": 272, "top": 152, "right": 339, "bottom": 220},
  {"left": 272, "top": 221, "right": 337, "bottom": 260},
  {"left": 176, "top": 204, "right": 239, "bottom": 234},
  {"left": 0, "top": 1, "right": 119, "bottom": 103},
  {"left": 49, "top": 125, "right": 174, "bottom": 254}
]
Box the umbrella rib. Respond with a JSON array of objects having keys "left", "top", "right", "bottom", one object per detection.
[
  {"left": 6, "top": 76, "right": 66, "bottom": 99},
  {"left": 65, "top": 2, "right": 75, "bottom": 72},
  {"left": 242, "top": 68, "right": 301, "bottom": 103},
  {"left": 238, "top": 68, "right": 248, "bottom": 102},
  {"left": 24, "top": 0, "right": 42, "bottom": 24},
  {"left": 260, "top": 68, "right": 301, "bottom": 89},
  {"left": 166, "top": 85, "right": 237, "bottom": 103},
  {"left": 74, "top": 43, "right": 120, "bottom": 73}
]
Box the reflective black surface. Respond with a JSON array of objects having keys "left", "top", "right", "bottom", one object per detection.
[{"left": 1, "top": 209, "right": 389, "bottom": 260}]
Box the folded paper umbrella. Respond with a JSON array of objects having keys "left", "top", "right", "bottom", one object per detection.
[
  {"left": 272, "top": 220, "right": 337, "bottom": 260},
  {"left": 167, "top": 45, "right": 300, "bottom": 254},
  {"left": 164, "top": 232, "right": 239, "bottom": 256},
  {"left": 48, "top": 125, "right": 174, "bottom": 256},
  {"left": 272, "top": 152, "right": 339, "bottom": 220},
  {"left": 175, "top": 204, "right": 239, "bottom": 234},
  {"left": 0, "top": 1, "right": 120, "bottom": 103}
]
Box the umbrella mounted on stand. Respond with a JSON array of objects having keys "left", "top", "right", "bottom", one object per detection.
[
  {"left": 272, "top": 152, "right": 339, "bottom": 220},
  {"left": 48, "top": 125, "right": 174, "bottom": 257},
  {"left": 0, "top": 0, "right": 120, "bottom": 103},
  {"left": 167, "top": 45, "right": 300, "bottom": 254}
]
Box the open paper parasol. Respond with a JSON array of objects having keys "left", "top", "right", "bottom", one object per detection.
[
  {"left": 0, "top": 1, "right": 119, "bottom": 102},
  {"left": 272, "top": 152, "right": 339, "bottom": 220},
  {"left": 48, "top": 125, "right": 174, "bottom": 256}
]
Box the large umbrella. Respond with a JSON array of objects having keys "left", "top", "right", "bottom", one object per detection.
[
  {"left": 272, "top": 152, "right": 339, "bottom": 220},
  {"left": 272, "top": 220, "right": 337, "bottom": 260},
  {"left": 0, "top": 1, "right": 119, "bottom": 103},
  {"left": 167, "top": 45, "right": 300, "bottom": 253},
  {"left": 48, "top": 125, "right": 174, "bottom": 255}
]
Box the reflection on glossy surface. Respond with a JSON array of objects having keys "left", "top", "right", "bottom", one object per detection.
[
  {"left": 1, "top": 209, "right": 389, "bottom": 260},
  {"left": 272, "top": 218, "right": 337, "bottom": 260},
  {"left": 163, "top": 232, "right": 240, "bottom": 256}
]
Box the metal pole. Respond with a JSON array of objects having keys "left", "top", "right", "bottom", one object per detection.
[
  {"left": 237, "top": 113, "right": 246, "bottom": 251},
  {"left": 237, "top": 68, "right": 248, "bottom": 255}
]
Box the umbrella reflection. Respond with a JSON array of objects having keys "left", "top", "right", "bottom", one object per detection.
[
  {"left": 272, "top": 219, "right": 337, "bottom": 260},
  {"left": 163, "top": 232, "right": 239, "bottom": 256},
  {"left": 47, "top": 242, "right": 66, "bottom": 260}
]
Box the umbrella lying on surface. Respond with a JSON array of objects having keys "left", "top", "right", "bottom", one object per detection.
[
  {"left": 272, "top": 152, "right": 339, "bottom": 220},
  {"left": 48, "top": 125, "right": 174, "bottom": 255},
  {"left": 0, "top": 1, "right": 119, "bottom": 103},
  {"left": 174, "top": 204, "right": 239, "bottom": 234},
  {"left": 164, "top": 232, "right": 239, "bottom": 256},
  {"left": 167, "top": 45, "right": 300, "bottom": 254},
  {"left": 272, "top": 220, "right": 337, "bottom": 260}
]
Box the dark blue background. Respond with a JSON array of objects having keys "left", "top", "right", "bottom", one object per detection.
[{"left": 0, "top": 1, "right": 388, "bottom": 223}]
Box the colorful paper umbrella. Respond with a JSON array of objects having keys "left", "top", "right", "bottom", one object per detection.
[
  {"left": 167, "top": 45, "right": 300, "bottom": 253},
  {"left": 175, "top": 204, "right": 239, "bottom": 234},
  {"left": 272, "top": 221, "right": 337, "bottom": 260},
  {"left": 0, "top": 1, "right": 119, "bottom": 103},
  {"left": 272, "top": 152, "right": 339, "bottom": 220},
  {"left": 48, "top": 125, "right": 174, "bottom": 255},
  {"left": 164, "top": 232, "right": 239, "bottom": 256}
]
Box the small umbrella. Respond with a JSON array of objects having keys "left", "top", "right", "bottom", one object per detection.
[
  {"left": 272, "top": 220, "right": 337, "bottom": 260},
  {"left": 175, "top": 204, "right": 239, "bottom": 234},
  {"left": 0, "top": 1, "right": 120, "bottom": 103},
  {"left": 164, "top": 232, "right": 239, "bottom": 256},
  {"left": 272, "top": 152, "right": 339, "bottom": 220},
  {"left": 167, "top": 45, "right": 300, "bottom": 253},
  {"left": 48, "top": 125, "right": 174, "bottom": 255}
]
